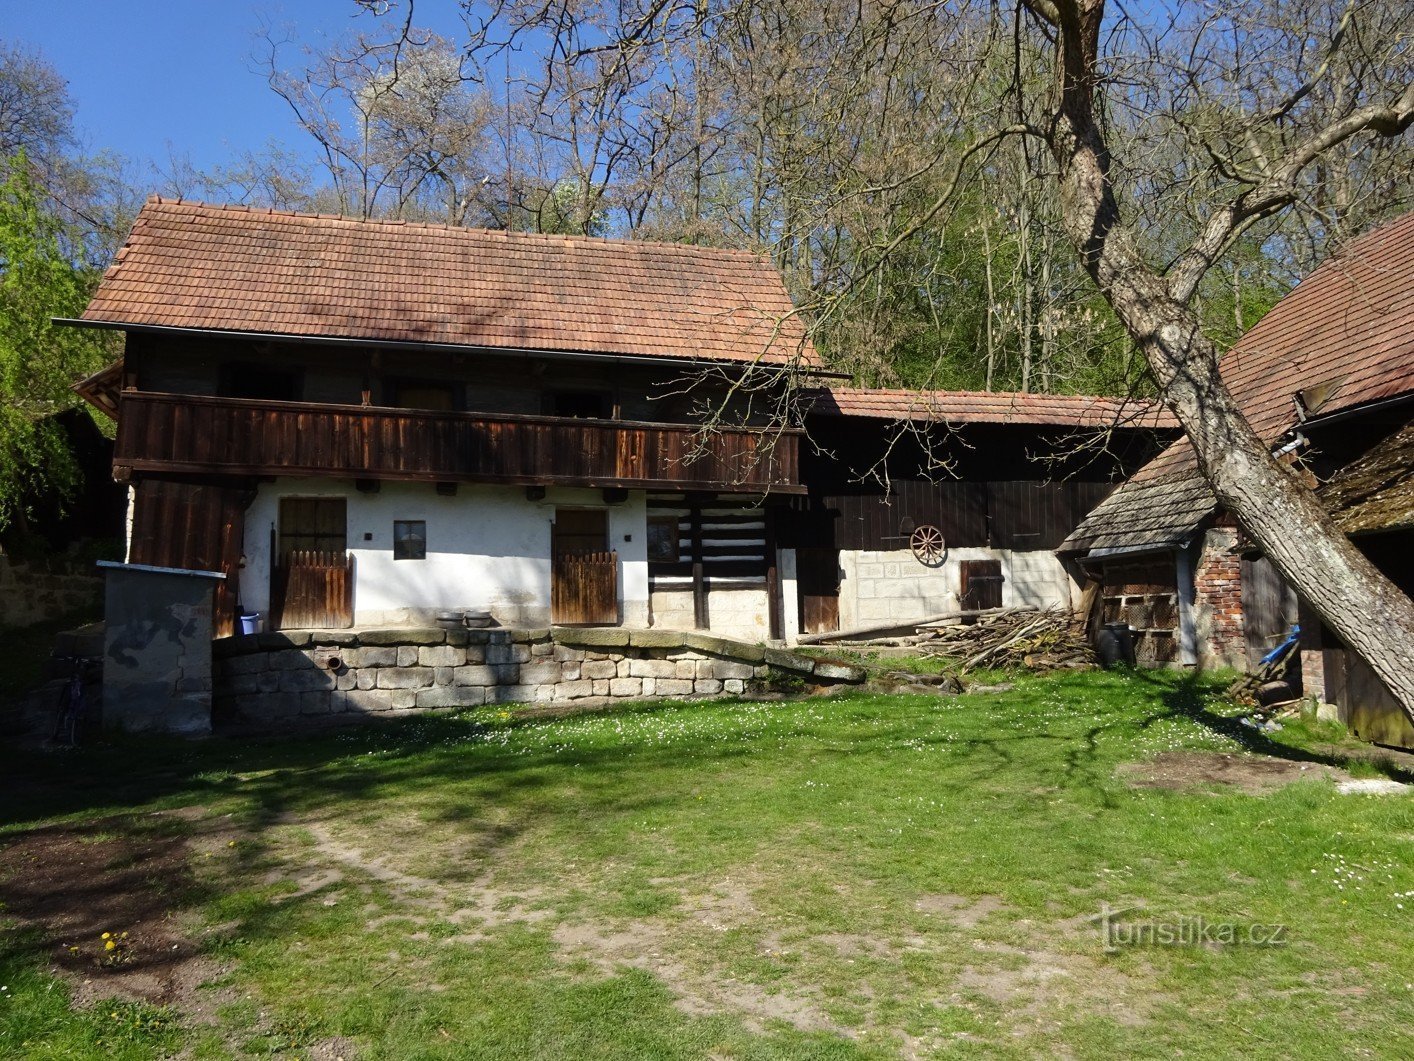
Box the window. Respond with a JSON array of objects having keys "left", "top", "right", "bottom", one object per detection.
[
  {"left": 393, "top": 520, "right": 427, "bottom": 560},
  {"left": 220, "top": 363, "right": 301, "bottom": 402},
  {"left": 278, "top": 498, "right": 347, "bottom": 562},
  {"left": 544, "top": 390, "right": 610, "bottom": 419},
  {"left": 646, "top": 517, "right": 680, "bottom": 563},
  {"left": 388, "top": 378, "right": 459, "bottom": 411}
]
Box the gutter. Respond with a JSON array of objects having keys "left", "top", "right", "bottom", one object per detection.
[{"left": 51, "top": 318, "right": 854, "bottom": 380}]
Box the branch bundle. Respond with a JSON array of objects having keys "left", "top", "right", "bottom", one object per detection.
[{"left": 917, "top": 607, "right": 1096, "bottom": 673}]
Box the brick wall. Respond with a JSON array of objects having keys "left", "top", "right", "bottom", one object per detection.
[{"left": 1193, "top": 528, "right": 1246, "bottom": 670}]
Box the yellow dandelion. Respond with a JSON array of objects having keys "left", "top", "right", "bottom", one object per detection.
[
  {"left": 101, "top": 932, "right": 111, "bottom": 940},
  {"left": 104, "top": 940, "right": 116, "bottom": 951}
]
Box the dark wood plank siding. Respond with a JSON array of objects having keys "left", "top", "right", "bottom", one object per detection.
[
  {"left": 114, "top": 391, "right": 802, "bottom": 494},
  {"left": 128, "top": 477, "right": 252, "bottom": 637},
  {"left": 647, "top": 494, "right": 773, "bottom": 590}
]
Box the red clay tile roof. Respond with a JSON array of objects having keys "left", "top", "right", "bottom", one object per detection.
[
  {"left": 81, "top": 197, "right": 819, "bottom": 367},
  {"left": 1064, "top": 209, "right": 1414, "bottom": 555},
  {"left": 811, "top": 387, "right": 1177, "bottom": 429}
]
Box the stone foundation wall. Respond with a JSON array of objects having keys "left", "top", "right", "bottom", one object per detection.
[
  {"left": 0, "top": 555, "right": 104, "bottom": 629},
  {"left": 213, "top": 626, "right": 863, "bottom": 728}
]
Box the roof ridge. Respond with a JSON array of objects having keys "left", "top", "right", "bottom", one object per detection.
[{"left": 141, "top": 195, "right": 764, "bottom": 260}]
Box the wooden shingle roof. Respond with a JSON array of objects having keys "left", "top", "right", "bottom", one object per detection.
[
  {"left": 811, "top": 387, "right": 1175, "bottom": 428},
  {"left": 81, "top": 198, "right": 818, "bottom": 367},
  {"left": 1064, "top": 210, "right": 1414, "bottom": 555}
]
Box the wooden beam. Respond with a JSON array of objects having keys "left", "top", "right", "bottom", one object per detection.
[{"left": 690, "top": 504, "right": 708, "bottom": 631}]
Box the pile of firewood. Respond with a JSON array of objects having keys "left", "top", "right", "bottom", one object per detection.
[{"left": 917, "top": 607, "right": 1096, "bottom": 673}]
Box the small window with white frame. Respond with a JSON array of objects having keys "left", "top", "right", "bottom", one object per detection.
[{"left": 393, "top": 520, "right": 427, "bottom": 560}]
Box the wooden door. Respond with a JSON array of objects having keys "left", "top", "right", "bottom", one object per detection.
[
  {"left": 272, "top": 498, "right": 353, "bottom": 629},
  {"left": 960, "top": 559, "right": 1003, "bottom": 611},
  {"left": 797, "top": 547, "right": 840, "bottom": 634},
  {"left": 551, "top": 509, "right": 618, "bottom": 624}
]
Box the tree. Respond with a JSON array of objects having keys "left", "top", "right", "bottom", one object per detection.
[
  {"left": 1014, "top": 0, "right": 1414, "bottom": 718},
  {"left": 0, "top": 159, "right": 115, "bottom": 532}
]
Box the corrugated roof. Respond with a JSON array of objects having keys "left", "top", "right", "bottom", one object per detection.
[
  {"left": 1064, "top": 210, "right": 1414, "bottom": 555},
  {"left": 80, "top": 197, "right": 818, "bottom": 366},
  {"left": 812, "top": 387, "right": 1176, "bottom": 428}
]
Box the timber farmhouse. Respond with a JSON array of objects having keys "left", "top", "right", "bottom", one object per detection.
[{"left": 70, "top": 198, "right": 1172, "bottom": 656}]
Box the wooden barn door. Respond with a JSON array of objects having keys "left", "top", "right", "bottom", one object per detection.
[
  {"left": 797, "top": 547, "right": 840, "bottom": 634},
  {"left": 551, "top": 509, "right": 618, "bottom": 625},
  {"left": 960, "top": 560, "right": 1004, "bottom": 610},
  {"left": 272, "top": 498, "right": 353, "bottom": 629}
]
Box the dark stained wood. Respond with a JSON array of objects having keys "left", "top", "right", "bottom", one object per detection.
[
  {"left": 273, "top": 550, "right": 354, "bottom": 630},
  {"left": 1240, "top": 556, "right": 1299, "bottom": 666},
  {"left": 114, "top": 391, "right": 803, "bottom": 493},
  {"left": 551, "top": 550, "right": 619, "bottom": 625},
  {"left": 959, "top": 560, "right": 1003, "bottom": 611},
  {"left": 796, "top": 547, "right": 840, "bottom": 634},
  {"left": 128, "top": 477, "right": 252, "bottom": 638},
  {"left": 690, "top": 506, "right": 708, "bottom": 630}
]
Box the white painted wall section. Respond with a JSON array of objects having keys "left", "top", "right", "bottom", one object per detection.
[{"left": 239, "top": 479, "right": 648, "bottom": 627}]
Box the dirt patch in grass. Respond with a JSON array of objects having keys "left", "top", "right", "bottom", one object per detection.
[
  {"left": 1116, "top": 751, "right": 1349, "bottom": 794},
  {"left": 0, "top": 815, "right": 223, "bottom": 1013},
  {"left": 915, "top": 893, "right": 1009, "bottom": 928}
]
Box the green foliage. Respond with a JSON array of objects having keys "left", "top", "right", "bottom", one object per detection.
[{"left": 0, "top": 156, "right": 113, "bottom": 531}]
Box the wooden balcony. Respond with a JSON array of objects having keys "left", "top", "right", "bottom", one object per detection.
[{"left": 113, "top": 391, "right": 804, "bottom": 494}]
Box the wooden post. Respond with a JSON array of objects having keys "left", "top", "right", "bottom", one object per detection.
[
  {"left": 690, "top": 503, "right": 708, "bottom": 630},
  {"left": 765, "top": 506, "right": 782, "bottom": 641}
]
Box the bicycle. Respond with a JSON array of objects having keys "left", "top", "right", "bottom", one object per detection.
[{"left": 52, "top": 656, "right": 99, "bottom": 746}]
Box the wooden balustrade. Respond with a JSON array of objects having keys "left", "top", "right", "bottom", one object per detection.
[{"left": 113, "top": 391, "right": 803, "bottom": 493}]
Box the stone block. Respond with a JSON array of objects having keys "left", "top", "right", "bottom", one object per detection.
[
  {"left": 223, "top": 654, "right": 269, "bottom": 676},
  {"left": 389, "top": 689, "right": 418, "bottom": 709},
  {"left": 552, "top": 626, "right": 631, "bottom": 647},
  {"left": 353, "top": 645, "right": 398, "bottom": 668},
  {"left": 444, "top": 629, "right": 470, "bottom": 646},
  {"left": 592, "top": 679, "right": 610, "bottom": 696},
  {"left": 609, "top": 677, "right": 642, "bottom": 697},
  {"left": 357, "top": 628, "right": 439, "bottom": 645},
  {"left": 376, "top": 667, "right": 435, "bottom": 690},
  {"left": 397, "top": 645, "right": 420, "bottom": 667},
  {"left": 463, "top": 645, "right": 487, "bottom": 664},
  {"left": 627, "top": 629, "right": 687, "bottom": 649},
  {"left": 517, "top": 628, "right": 552, "bottom": 642},
  {"left": 530, "top": 641, "right": 554, "bottom": 657},
  {"left": 675, "top": 660, "right": 698, "bottom": 679},
  {"left": 581, "top": 660, "right": 617, "bottom": 679},
  {"left": 616, "top": 659, "right": 633, "bottom": 677},
  {"left": 256, "top": 670, "right": 282, "bottom": 693},
  {"left": 723, "top": 679, "right": 745, "bottom": 695},
  {"left": 764, "top": 647, "right": 815, "bottom": 674},
  {"left": 300, "top": 691, "right": 335, "bottom": 715},
  {"left": 694, "top": 679, "right": 723, "bottom": 696},
  {"left": 641, "top": 678, "right": 655, "bottom": 695},
  {"left": 654, "top": 678, "right": 694, "bottom": 697},
  {"left": 309, "top": 630, "right": 359, "bottom": 646},
  {"left": 270, "top": 650, "right": 310, "bottom": 671},
  {"left": 416, "top": 686, "right": 486, "bottom": 709},
  {"left": 629, "top": 658, "right": 677, "bottom": 679},
  {"left": 699, "top": 660, "right": 754, "bottom": 680},
  {"left": 454, "top": 663, "right": 520, "bottom": 686},
  {"left": 419, "top": 645, "right": 466, "bottom": 667},
  {"left": 355, "top": 669, "right": 377, "bottom": 691},
  {"left": 487, "top": 684, "right": 549, "bottom": 704},
  {"left": 336, "top": 671, "right": 357, "bottom": 690},
  {"left": 225, "top": 673, "right": 260, "bottom": 695},
  {"left": 553, "top": 645, "right": 587, "bottom": 662},
  {"left": 280, "top": 668, "right": 336, "bottom": 693},
  {"left": 556, "top": 679, "right": 594, "bottom": 699},
  {"left": 485, "top": 643, "right": 531, "bottom": 665},
  {"left": 560, "top": 662, "right": 581, "bottom": 681},
  {"left": 519, "top": 661, "right": 563, "bottom": 685},
  {"left": 336, "top": 689, "right": 393, "bottom": 714},
  {"left": 434, "top": 667, "right": 454, "bottom": 686},
  {"left": 813, "top": 660, "right": 866, "bottom": 682},
  {"left": 258, "top": 630, "right": 312, "bottom": 649}
]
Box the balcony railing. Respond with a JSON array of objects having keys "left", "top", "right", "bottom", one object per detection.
[{"left": 113, "top": 391, "right": 803, "bottom": 493}]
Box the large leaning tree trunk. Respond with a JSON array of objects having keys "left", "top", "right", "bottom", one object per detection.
[{"left": 1022, "top": 0, "right": 1414, "bottom": 722}]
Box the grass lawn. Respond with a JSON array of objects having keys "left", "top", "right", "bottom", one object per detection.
[{"left": 1, "top": 669, "right": 1412, "bottom": 1059}]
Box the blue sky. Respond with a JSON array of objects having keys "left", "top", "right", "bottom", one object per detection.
[{"left": 4, "top": 0, "right": 472, "bottom": 177}]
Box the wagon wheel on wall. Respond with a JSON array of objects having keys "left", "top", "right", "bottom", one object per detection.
[{"left": 910, "top": 524, "right": 946, "bottom": 566}]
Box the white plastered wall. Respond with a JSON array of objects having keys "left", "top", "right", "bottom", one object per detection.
[
  {"left": 239, "top": 479, "right": 648, "bottom": 628},
  {"left": 836, "top": 547, "right": 1080, "bottom": 631}
]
